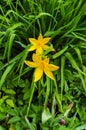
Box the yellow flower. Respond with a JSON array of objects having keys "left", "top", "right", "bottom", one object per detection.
[
  {"left": 24, "top": 53, "right": 59, "bottom": 82},
  {"left": 29, "top": 34, "right": 51, "bottom": 54}
]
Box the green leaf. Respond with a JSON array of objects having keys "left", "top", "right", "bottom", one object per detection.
[
  {"left": 25, "top": 116, "right": 35, "bottom": 130},
  {"left": 0, "top": 62, "right": 15, "bottom": 89},
  {"left": 74, "top": 47, "right": 82, "bottom": 64},
  {"left": 75, "top": 124, "right": 86, "bottom": 130},
  {"left": 8, "top": 116, "right": 21, "bottom": 124},
  {"left": 6, "top": 99, "right": 15, "bottom": 108},
  {"left": 7, "top": 109, "right": 18, "bottom": 116},
  {"left": 52, "top": 46, "right": 68, "bottom": 59},
  {"left": 5, "top": 89, "right": 16, "bottom": 94},
  {"left": 23, "top": 91, "right": 30, "bottom": 100},
  {"left": 0, "top": 126, "right": 5, "bottom": 130},
  {"left": 8, "top": 33, "right": 16, "bottom": 61},
  {"left": 0, "top": 95, "right": 8, "bottom": 105},
  {"left": 0, "top": 113, "right": 6, "bottom": 121},
  {"left": 72, "top": 32, "right": 86, "bottom": 42},
  {"left": 15, "top": 122, "right": 23, "bottom": 130},
  {"left": 42, "top": 108, "right": 52, "bottom": 124},
  {"left": 65, "top": 52, "right": 85, "bottom": 76}
]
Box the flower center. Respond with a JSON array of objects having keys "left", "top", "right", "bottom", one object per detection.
[
  {"left": 37, "top": 42, "right": 41, "bottom": 46},
  {"left": 40, "top": 61, "right": 45, "bottom": 70}
]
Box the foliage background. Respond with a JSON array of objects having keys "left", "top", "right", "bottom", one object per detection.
[{"left": 0, "top": 0, "right": 86, "bottom": 129}]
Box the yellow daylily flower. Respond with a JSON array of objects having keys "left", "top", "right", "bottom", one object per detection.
[
  {"left": 29, "top": 34, "right": 51, "bottom": 54},
  {"left": 24, "top": 53, "right": 59, "bottom": 82}
]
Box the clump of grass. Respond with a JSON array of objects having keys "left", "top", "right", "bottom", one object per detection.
[{"left": 0, "top": 0, "right": 86, "bottom": 129}]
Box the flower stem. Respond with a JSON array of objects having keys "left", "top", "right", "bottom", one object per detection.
[
  {"left": 26, "top": 81, "right": 35, "bottom": 116},
  {"left": 54, "top": 79, "right": 63, "bottom": 113},
  {"left": 44, "top": 77, "right": 50, "bottom": 109}
]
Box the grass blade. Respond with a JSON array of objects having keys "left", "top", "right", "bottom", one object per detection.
[{"left": 0, "top": 62, "right": 15, "bottom": 89}]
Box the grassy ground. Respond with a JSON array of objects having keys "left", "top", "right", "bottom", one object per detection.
[{"left": 0, "top": 0, "right": 86, "bottom": 130}]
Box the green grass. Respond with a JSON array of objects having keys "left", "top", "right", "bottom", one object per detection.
[{"left": 0, "top": 0, "right": 86, "bottom": 129}]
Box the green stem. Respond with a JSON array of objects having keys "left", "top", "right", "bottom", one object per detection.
[
  {"left": 44, "top": 77, "right": 50, "bottom": 109},
  {"left": 26, "top": 81, "right": 35, "bottom": 116},
  {"left": 61, "top": 56, "right": 65, "bottom": 101},
  {"left": 38, "top": 80, "right": 42, "bottom": 105},
  {"left": 54, "top": 79, "right": 63, "bottom": 113}
]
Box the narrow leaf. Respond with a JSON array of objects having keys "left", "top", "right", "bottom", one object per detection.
[
  {"left": 8, "top": 116, "right": 21, "bottom": 124},
  {"left": 0, "top": 62, "right": 15, "bottom": 89},
  {"left": 52, "top": 46, "right": 68, "bottom": 59}
]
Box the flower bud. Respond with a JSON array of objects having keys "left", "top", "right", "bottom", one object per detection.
[{"left": 59, "top": 119, "right": 66, "bottom": 125}]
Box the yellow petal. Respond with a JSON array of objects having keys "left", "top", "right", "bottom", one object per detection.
[
  {"left": 38, "top": 34, "right": 43, "bottom": 40},
  {"left": 32, "top": 53, "right": 41, "bottom": 62},
  {"left": 43, "top": 45, "right": 50, "bottom": 50},
  {"left": 36, "top": 47, "right": 43, "bottom": 54},
  {"left": 34, "top": 68, "right": 43, "bottom": 82},
  {"left": 38, "top": 34, "right": 51, "bottom": 44},
  {"left": 44, "top": 69, "right": 55, "bottom": 80},
  {"left": 42, "top": 37, "right": 51, "bottom": 44},
  {"left": 24, "top": 60, "right": 37, "bottom": 68},
  {"left": 44, "top": 58, "right": 49, "bottom": 64},
  {"left": 29, "top": 45, "right": 37, "bottom": 51},
  {"left": 29, "top": 38, "right": 38, "bottom": 45},
  {"left": 46, "top": 64, "right": 59, "bottom": 71}
]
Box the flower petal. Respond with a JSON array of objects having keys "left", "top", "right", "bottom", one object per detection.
[
  {"left": 38, "top": 34, "right": 43, "bottom": 40},
  {"left": 38, "top": 34, "right": 51, "bottom": 45},
  {"left": 46, "top": 64, "right": 59, "bottom": 71},
  {"left": 29, "top": 38, "right": 38, "bottom": 45},
  {"left": 32, "top": 53, "right": 41, "bottom": 62},
  {"left": 34, "top": 68, "right": 43, "bottom": 82},
  {"left": 43, "top": 45, "right": 50, "bottom": 50},
  {"left": 29, "top": 45, "right": 37, "bottom": 51},
  {"left": 44, "top": 69, "right": 55, "bottom": 80},
  {"left": 24, "top": 60, "right": 37, "bottom": 68},
  {"left": 44, "top": 58, "right": 49, "bottom": 64},
  {"left": 42, "top": 37, "right": 51, "bottom": 44},
  {"left": 36, "top": 47, "right": 43, "bottom": 54}
]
